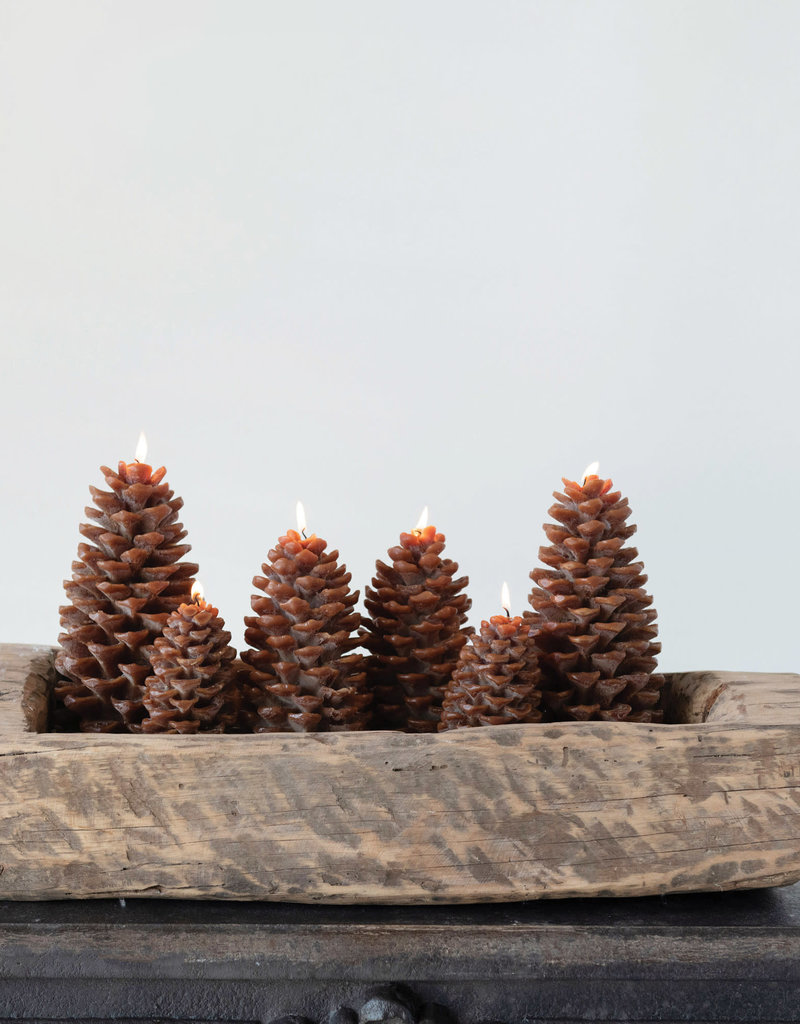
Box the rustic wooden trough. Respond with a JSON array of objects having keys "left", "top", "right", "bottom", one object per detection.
[{"left": 1, "top": 642, "right": 799, "bottom": 902}]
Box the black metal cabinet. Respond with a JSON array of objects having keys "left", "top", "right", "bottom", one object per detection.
[{"left": 1, "top": 885, "right": 799, "bottom": 1023}]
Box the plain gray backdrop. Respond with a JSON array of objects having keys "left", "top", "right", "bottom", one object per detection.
[{"left": 1, "top": 1, "right": 798, "bottom": 673}]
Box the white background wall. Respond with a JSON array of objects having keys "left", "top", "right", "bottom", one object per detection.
[{"left": 2, "top": 1, "right": 798, "bottom": 673}]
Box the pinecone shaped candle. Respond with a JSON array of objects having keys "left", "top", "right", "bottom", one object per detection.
[
  {"left": 141, "top": 582, "right": 238, "bottom": 733},
  {"left": 440, "top": 583, "right": 542, "bottom": 729},
  {"left": 55, "top": 434, "right": 198, "bottom": 732},
  {"left": 527, "top": 464, "right": 664, "bottom": 722},
  {"left": 363, "top": 507, "right": 471, "bottom": 732},
  {"left": 241, "top": 503, "right": 371, "bottom": 732}
]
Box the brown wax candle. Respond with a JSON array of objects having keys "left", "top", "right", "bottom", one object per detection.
[
  {"left": 141, "top": 584, "right": 238, "bottom": 734},
  {"left": 528, "top": 464, "right": 664, "bottom": 722},
  {"left": 242, "top": 504, "right": 370, "bottom": 733},
  {"left": 441, "top": 584, "right": 542, "bottom": 729},
  {"left": 363, "top": 508, "right": 471, "bottom": 732},
  {"left": 54, "top": 434, "right": 198, "bottom": 732}
]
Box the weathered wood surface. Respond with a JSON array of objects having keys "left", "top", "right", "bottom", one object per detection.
[{"left": 1, "top": 643, "right": 799, "bottom": 903}]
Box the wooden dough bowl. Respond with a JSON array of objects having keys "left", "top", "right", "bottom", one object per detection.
[{"left": 1, "top": 643, "right": 799, "bottom": 903}]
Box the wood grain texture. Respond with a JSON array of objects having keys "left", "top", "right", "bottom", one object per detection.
[
  {"left": 1, "top": 643, "right": 799, "bottom": 903},
  {"left": 0, "top": 643, "right": 53, "bottom": 739}
]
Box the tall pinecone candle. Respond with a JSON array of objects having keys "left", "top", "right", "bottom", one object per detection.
[
  {"left": 363, "top": 508, "right": 471, "bottom": 732},
  {"left": 527, "top": 465, "right": 664, "bottom": 723},
  {"left": 55, "top": 435, "right": 198, "bottom": 732},
  {"left": 241, "top": 504, "right": 370, "bottom": 732},
  {"left": 141, "top": 583, "right": 238, "bottom": 734},
  {"left": 440, "top": 583, "right": 542, "bottom": 729}
]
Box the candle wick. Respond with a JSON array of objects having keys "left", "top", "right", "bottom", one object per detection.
[
  {"left": 503, "top": 607, "right": 510, "bottom": 617},
  {"left": 301, "top": 528, "right": 307, "bottom": 539}
]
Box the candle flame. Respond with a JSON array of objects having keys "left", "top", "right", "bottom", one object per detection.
[
  {"left": 501, "top": 581, "right": 511, "bottom": 616},
  {"left": 191, "top": 580, "right": 204, "bottom": 604},
  {"left": 135, "top": 432, "right": 148, "bottom": 463},
  {"left": 296, "top": 500, "right": 307, "bottom": 536},
  {"left": 582, "top": 460, "right": 600, "bottom": 484},
  {"left": 415, "top": 505, "right": 429, "bottom": 531}
]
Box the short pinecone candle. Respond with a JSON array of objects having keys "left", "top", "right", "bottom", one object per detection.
[
  {"left": 141, "top": 587, "right": 238, "bottom": 734},
  {"left": 440, "top": 613, "right": 542, "bottom": 729},
  {"left": 242, "top": 528, "right": 371, "bottom": 732},
  {"left": 55, "top": 449, "right": 198, "bottom": 732},
  {"left": 363, "top": 514, "right": 471, "bottom": 732},
  {"left": 527, "top": 468, "right": 664, "bottom": 722}
]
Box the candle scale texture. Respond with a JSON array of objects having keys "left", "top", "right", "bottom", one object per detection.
[
  {"left": 241, "top": 531, "right": 371, "bottom": 732},
  {"left": 439, "top": 617, "right": 542, "bottom": 729},
  {"left": 363, "top": 525, "right": 471, "bottom": 732},
  {"left": 527, "top": 475, "right": 664, "bottom": 722},
  {"left": 54, "top": 462, "right": 198, "bottom": 731},
  {"left": 141, "top": 600, "right": 238, "bottom": 733}
]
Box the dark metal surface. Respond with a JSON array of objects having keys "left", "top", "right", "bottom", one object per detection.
[{"left": 1, "top": 884, "right": 799, "bottom": 1022}]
